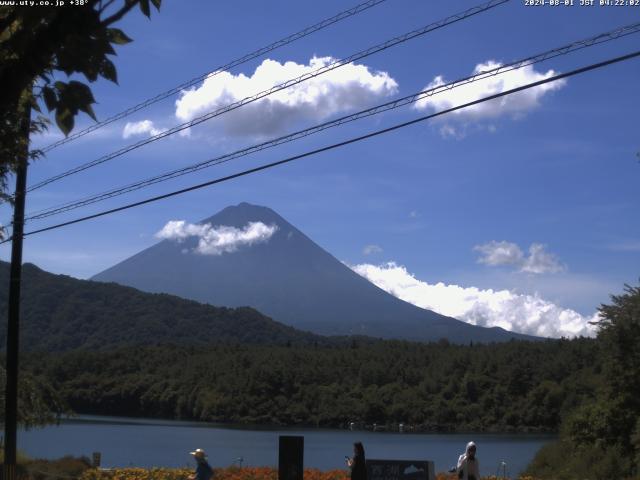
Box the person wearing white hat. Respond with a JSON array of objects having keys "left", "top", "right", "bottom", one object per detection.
[
  {"left": 456, "top": 441, "right": 479, "bottom": 480},
  {"left": 188, "top": 448, "right": 214, "bottom": 480}
]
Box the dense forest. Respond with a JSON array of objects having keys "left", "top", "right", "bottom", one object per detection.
[
  {"left": 22, "top": 338, "right": 600, "bottom": 433},
  {"left": 0, "top": 365, "right": 66, "bottom": 428},
  {"left": 0, "top": 262, "right": 327, "bottom": 350}
]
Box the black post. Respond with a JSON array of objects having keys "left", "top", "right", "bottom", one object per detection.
[
  {"left": 2, "top": 101, "right": 31, "bottom": 480},
  {"left": 278, "top": 435, "right": 304, "bottom": 480}
]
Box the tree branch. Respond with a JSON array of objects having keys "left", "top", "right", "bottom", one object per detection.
[
  {"left": 102, "top": 0, "right": 138, "bottom": 27},
  {"left": 99, "top": 0, "right": 118, "bottom": 14}
]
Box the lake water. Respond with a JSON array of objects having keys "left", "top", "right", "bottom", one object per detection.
[{"left": 18, "top": 416, "right": 554, "bottom": 477}]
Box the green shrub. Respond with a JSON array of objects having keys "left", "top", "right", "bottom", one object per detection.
[{"left": 524, "top": 439, "right": 633, "bottom": 480}]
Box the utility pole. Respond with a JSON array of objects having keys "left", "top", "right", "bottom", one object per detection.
[{"left": 3, "top": 99, "right": 31, "bottom": 480}]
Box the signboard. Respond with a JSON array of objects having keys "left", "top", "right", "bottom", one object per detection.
[
  {"left": 278, "top": 436, "right": 304, "bottom": 480},
  {"left": 366, "top": 459, "right": 435, "bottom": 480}
]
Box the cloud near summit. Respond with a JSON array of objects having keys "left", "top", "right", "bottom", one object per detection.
[
  {"left": 350, "top": 262, "right": 597, "bottom": 338},
  {"left": 174, "top": 56, "right": 398, "bottom": 137},
  {"left": 156, "top": 220, "right": 277, "bottom": 255}
]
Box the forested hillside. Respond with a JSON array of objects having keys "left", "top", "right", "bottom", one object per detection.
[
  {"left": 525, "top": 284, "right": 640, "bottom": 479},
  {"left": 22, "top": 338, "right": 600, "bottom": 432},
  {"left": 0, "top": 262, "right": 325, "bottom": 350}
]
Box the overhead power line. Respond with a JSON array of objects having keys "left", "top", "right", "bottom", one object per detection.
[
  {"left": 2, "top": 49, "right": 638, "bottom": 244},
  {"left": 39, "top": 0, "right": 389, "bottom": 153},
  {"left": 26, "top": 0, "right": 509, "bottom": 193},
  {"left": 22, "top": 21, "right": 640, "bottom": 222}
]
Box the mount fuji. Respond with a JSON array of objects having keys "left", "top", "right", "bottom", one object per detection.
[{"left": 92, "top": 202, "right": 534, "bottom": 343}]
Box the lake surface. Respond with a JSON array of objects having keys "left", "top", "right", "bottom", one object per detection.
[{"left": 18, "top": 416, "right": 554, "bottom": 477}]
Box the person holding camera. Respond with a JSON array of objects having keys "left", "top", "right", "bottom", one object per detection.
[{"left": 345, "top": 441, "right": 367, "bottom": 480}]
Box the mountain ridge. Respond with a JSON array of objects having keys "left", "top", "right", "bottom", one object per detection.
[
  {"left": 0, "top": 261, "right": 328, "bottom": 351},
  {"left": 93, "top": 202, "right": 536, "bottom": 343}
]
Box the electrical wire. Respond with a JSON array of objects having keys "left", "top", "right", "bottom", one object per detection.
[
  {"left": 26, "top": 0, "right": 509, "bottom": 193},
  {"left": 22, "top": 21, "right": 640, "bottom": 222},
  {"left": 2, "top": 48, "right": 637, "bottom": 244},
  {"left": 39, "top": 0, "right": 390, "bottom": 153}
]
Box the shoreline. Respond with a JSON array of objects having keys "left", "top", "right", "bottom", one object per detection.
[{"left": 55, "top": 413, "right": 559, "bottom": 436}]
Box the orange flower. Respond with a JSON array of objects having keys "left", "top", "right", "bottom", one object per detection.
[{"left": 79, "top": 466, "right": 541, "bottom": 480}]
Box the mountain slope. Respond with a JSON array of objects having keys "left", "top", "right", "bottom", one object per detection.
[
  {"left": 0, "top": 261, "right": 324, "bottom": 351},
  {"left": 93, "top": 202, "right": 534, "bottom": 343}
]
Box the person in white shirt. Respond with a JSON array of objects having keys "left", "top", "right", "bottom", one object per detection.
[{"left": 456, "top": 441, "right": 480, "bottom": 480}]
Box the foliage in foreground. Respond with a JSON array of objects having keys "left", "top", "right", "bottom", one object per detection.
[
  {"left": 78, "top": 467, "right": 538, "bottom": 480},
  {"left": 0, "top": 365, "right": 67, "bottom": 428},
  {"left": 524, "top": 439, "right": 634, "bottom": 480},
  {"left": 0, "top": 454, "right": 91, "bottom": 480},
  {"left": 525, "top": 283, "right": 640, "bottom": 479},
  {"left": 0, "top": 1, "right": 161, "bottom": 174},
  {"left": 0, "top": 1, "right": 163, "bottom": 239},
  {"left": 79, "top": 467, "right": 346, "bottom": 480}
]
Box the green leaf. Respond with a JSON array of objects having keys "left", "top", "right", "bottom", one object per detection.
[
  {"left": 42, "top": 86, "right": 57, "bottom": 112},
  {"left": 66, "top": 81, "right": 95, "bottom": 106},
  {"left": 55, "top": 108, "right": 74, "bottom": 136},
  {"left": 139, "top": 0, "right": 150, "bottom": 17},
  {"left": 107, "top": 28, "right": 133, "bottom": 45},
  {"left": 150, "top": 0, "right": 161, "bottom": 9},
  {"left": 103, "top": 41, "right": 116, "bottom": 56},
  {"left": 29, "top": 95, "right": 42, "bottom": 114},
  {"left": 79, "top": 103, "right": 97, "bottom": 122},
  {"left": 100, "top": 58, "right": 118, "bottom": 84},
  {"left": 55, "top": 81, "right": 97, "bottom": 125},
  {"left": 82, "top": 62, "right": 100, "bottom": 82}
]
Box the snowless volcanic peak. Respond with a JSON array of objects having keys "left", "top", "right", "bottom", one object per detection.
[{"left": 93, "top": 202, "right": 535, "bottom": 343}]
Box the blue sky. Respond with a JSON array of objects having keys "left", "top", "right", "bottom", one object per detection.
[{"left": 2, "top": 0, "right": 639, "bottom": 337}]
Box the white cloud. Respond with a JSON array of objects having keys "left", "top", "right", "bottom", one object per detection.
[
  {"left": 474, "top": 241, "right": 524, "bottom": 267},
  {"left": 350, "top": 262, "right": 598, "bottom": 338},
  {"left": 174, "top": 56, "right": 398, "bottom": 137},
  {"left": 156, "top": 220, "right": 207, "bottom": 240},
  {"left": 122, "top": 120, "right": 164, "bottom": 139},
  {"left": 474, "top": 241, "right": 565, "bottom": 274},
  {"left": 414, "top": 61, "right": 566, "bottom": 137},
  {"left": 156, "top": 220, "right": 278, "bottom": 255},
  {"left": 363, "top": 244, "right": 383, "bottom": 256},
  {"left": 521, "top": 243, "right": 565, "bottom": 274}
]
